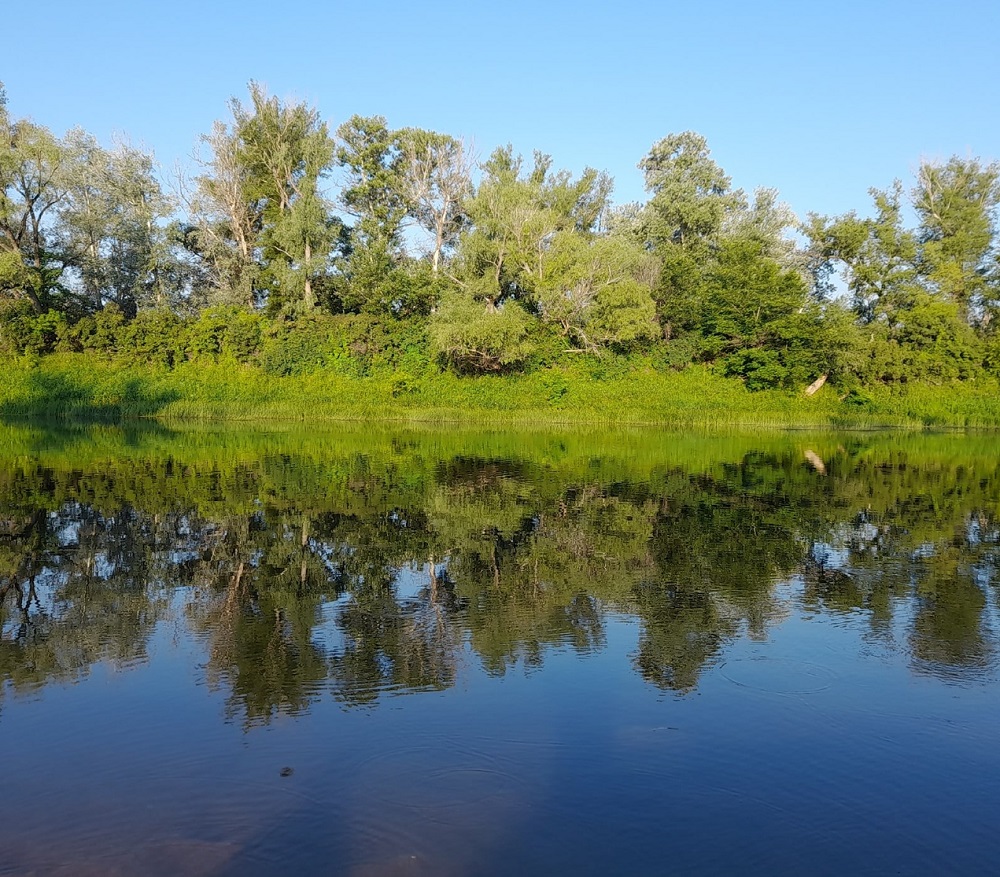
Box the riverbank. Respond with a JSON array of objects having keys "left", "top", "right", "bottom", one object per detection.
[{"left": 4, "top": 353, "right": 1000, "bottom": 428}]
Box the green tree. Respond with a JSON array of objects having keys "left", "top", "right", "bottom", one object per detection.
[
  {"left": 0, "top": 90, "right": 72, "bottom": 313},
  {"left": 187, "top": 83, "right": 338, "bottom": 313},
  {"left": 187, "top": 119, "right": 264, "bottom": 308},
  {"left": 233, "top": 83, "right": 337, "bottom": 312},
  {"left": 454, "top": 146, "right": 612, "bottom": 310},
  {"left": 636, "top": 132, "right": 746, "bottom": 335},
  {"left": 434, "top": 146, "right": 632, "bottom": 366},
  {"left": 913, "top": 156, "right": 1000, "bottom": 326},
  {"left": 533, "top": 232, "right": 657, "bottom": 352},
  {"left": 1, "top": 86, "right": 179, "bottom": 320},
  {"left": 57, "top": 130, "right": 176, "bottom": 316},
  {"left": 803, "top": 183, "right": 921, "bottom": 323},
  {"left": 398, "top": 128, "right": 472, "bottom": 274},
  {"left": 703, "top": 238, "right": 844, "bottom": 388},
  {"left": 723, "top": 187, "right": 806, "bottom": 277},
  {"left": 639, "top": 131, "right": 745, "bottom": 251},
  {"left": 334, "top": 115, "right": 410, "bottom": 313}
]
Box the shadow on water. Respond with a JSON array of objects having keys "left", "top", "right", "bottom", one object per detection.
[{"left": 0, "top": 419, "right": 180, "bottom": 459}]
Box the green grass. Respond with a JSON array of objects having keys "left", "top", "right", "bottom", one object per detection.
[{"left": 4, "top": 352, "right": 1000, "bottom": 428}]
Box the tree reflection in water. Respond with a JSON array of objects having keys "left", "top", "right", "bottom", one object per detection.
[{"left": 1, "top": 427, "right": 998, "bottom": 725}]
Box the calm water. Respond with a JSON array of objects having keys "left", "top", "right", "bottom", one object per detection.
[{"left": 1, "top": 424, "right": 999, "bottom": 876}]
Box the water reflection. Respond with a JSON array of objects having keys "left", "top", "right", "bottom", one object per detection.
[
  {"left": 0, "top": 504, "right": 170, "bottom": 693},
  {"left": 1, "top": 427, "right": 999, "bottom": 726}
]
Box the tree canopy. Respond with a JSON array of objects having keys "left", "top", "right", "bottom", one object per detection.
[{"left": 3, "top": 80, "right": 1000, "bottom": 395}]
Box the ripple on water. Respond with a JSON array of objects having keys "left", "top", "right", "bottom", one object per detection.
[
  {"left": 719, "top": 656, "right": 838, "bottom": 694},
  {"left": 353, "top": 742, "right": 527, "bottom": 811}
]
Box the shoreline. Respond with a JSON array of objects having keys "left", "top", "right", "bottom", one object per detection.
[{"left": 4, "top": 353, "right": 1000, "bottom": 430}]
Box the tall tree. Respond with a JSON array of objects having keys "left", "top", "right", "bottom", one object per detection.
[
  {"left": 1, "top": 87, "right": 173, "bottom": 317},
  {"left": 454, "top": 146, "right": 612, "bottom": 310},
  {"left": 639, "top": 131, "right": 745, "bottom": 250},
  {"left": 233, "top": 82, "right": 336, "bottom": 311},
  {"left": 187, "top": 120, "right": 264, "bottom": 308},
  {"left": 432, "top": 146, "right": 643, "bottom": 369},
  {"left": 702, "top": 237, "right": 843, "bottom": 389},
  {"left": 334, "top": 114, "right": 409, "bottom": 313},
  {"left": 803, "top": 183, "right": 920, "bottom": 323},
  {"left": 533, "top": 231, "right": 657, "bottom": 352},
  {"left": 188, "top": 83, "right": 337, "bottom": 312},
  {"left": 0, "top": 88, "right": 71, "bottom": 313},
  {"left": 57, "top": 131, "right": 175, "bottom": 316},
  {"left": 722, "top": 187, "right": 806, "bottom": 278},
  {"left": 397, "top": 128, "right": 472, "bottom": 274},
  {"left": 912, "top": 156, "right": 1000, "bottom": 326},
  {"left": 635, "top": 132, "right": 748, "bottom": 334}
]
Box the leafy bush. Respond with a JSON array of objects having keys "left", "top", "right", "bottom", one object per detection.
[
  {"left": 430, "top": 293, "right": 535, "bottom": 374},
  {"left": 260, "top": 312, "right": 333, "bottom": 376},
  {"left": 853, "top": 296, "right": 984, "bottom": 385},
  {"left": 75, "top": 304, "right": 127, "bottom": 356},
  {"left": 722, "top": 348, "right": 788, "bottom": 390},
  {"left": 187, "top": 306, "right": 264, "bottom": 364},
  {"left": 120, "top": 310, "right": 185, "bottom": 367},
  {"left": 0, "top": 301, "right": 72, "bottom": 355}
]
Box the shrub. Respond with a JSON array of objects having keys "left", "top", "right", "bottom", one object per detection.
[
  {"left": 430, "top": 293, "right": 535, "bottom": 375},
  {"left": 0, "top": 301, "right": 72, "bottom": 355},
  {"left": 260, "top": 311, "right": 333, "bottom": 376},
  {"left": 120, "top": 310, "right": 185, "bottom": 368}
]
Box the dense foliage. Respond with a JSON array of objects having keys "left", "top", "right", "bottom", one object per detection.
[{"left": 2, "top": 82, "right": 999, "bottom": 411}]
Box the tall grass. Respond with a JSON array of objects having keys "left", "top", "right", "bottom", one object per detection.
[{"left": 4, "top": 352, "right": 1000, "bottom": 428}]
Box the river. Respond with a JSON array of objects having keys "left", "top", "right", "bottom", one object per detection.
[{"left": 1, "top": 424, "right": 998, "bottom": 875}]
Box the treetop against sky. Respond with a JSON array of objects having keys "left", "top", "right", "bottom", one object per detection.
[{"left": 4, "top": 0, "right": 998, "bottom": 220}]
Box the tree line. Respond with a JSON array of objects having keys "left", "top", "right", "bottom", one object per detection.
[{"left": 2, "top": 82, "right": 999, "bottom": 391}]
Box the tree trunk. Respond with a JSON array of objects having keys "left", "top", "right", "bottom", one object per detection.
[
  {"left": 433, "top": 216, "right": 445, "bottom": 274},
  {"left": 303, "top": 238, "right": 314, "bottom": 308},
  {"left": 804, "top": 374, "right": 828, "bottom": 396}
]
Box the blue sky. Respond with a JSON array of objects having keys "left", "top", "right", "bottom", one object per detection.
[{"left": 5, "top": 0, "right": 998, "bottom": 221}]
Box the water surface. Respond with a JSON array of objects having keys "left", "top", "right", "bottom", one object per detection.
[{"left": 1, "top": 424, "right": 998, "bottom": 875}]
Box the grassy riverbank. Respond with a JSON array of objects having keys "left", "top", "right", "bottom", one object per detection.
[{"left": 4, "top": 352, "right": 1000, "bottom": 428}]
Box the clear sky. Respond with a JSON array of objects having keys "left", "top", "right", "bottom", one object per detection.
[{"left": 4, "top": 0, "right": 998, "bottom": 221}]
